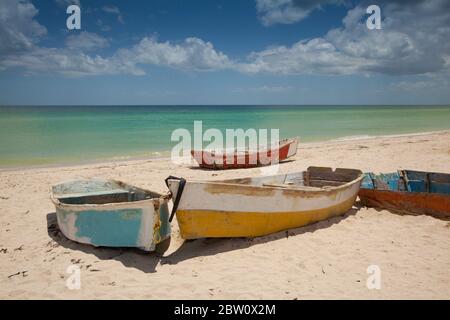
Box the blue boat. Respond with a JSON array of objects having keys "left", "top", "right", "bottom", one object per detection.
[
  {"left": 50, "top": 179, "right": 171, "bottom": 252},
  {"left": 359, "top": 170, "right": 450, "bottom": 219}
]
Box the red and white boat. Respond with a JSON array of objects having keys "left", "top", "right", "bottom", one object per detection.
[{"left": 191, "top": 137, "right": 299, "bottom": 169}]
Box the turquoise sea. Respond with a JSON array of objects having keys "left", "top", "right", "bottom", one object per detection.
[{"left": 1, "top": 105, "right": 450, "bottom": 168}]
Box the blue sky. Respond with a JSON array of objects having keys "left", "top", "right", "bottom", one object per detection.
[{"left": 1, "top": 0, "right": 450, "bottom": 105}]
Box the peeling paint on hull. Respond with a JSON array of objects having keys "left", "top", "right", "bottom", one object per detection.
[
  {"left": 359, "top": 170, "right": 450, "bottom": 219},
  {"left": 176, "top": 196, "right": 357, "bottom": 239},
  {"left": 191, "top": 137, "right": 299, "bottom": 170},
  {"left": 359, "top": 189, "right": 450, "bottom": 219},
  {"left": 167, "top": 167, "right": 363, "bottom": 239},
  {"left": 51, "top": 179, "right": 171, "bottom": 252}
]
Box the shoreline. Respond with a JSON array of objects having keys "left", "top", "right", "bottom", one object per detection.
[{"left": 1, "top": 129, "right": 449, "bottom": 173}]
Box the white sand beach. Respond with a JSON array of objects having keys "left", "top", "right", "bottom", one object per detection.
[{"left": 0, "top": 131, "right": 449, "bottom": 299}]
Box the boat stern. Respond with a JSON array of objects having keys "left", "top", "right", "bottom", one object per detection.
[{"left": 286, "top": 137, "right": 299, "bottom": 158}]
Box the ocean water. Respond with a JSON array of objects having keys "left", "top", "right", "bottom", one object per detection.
[{"left": 0, "top": 105, "right": 449, "bottom": 168}]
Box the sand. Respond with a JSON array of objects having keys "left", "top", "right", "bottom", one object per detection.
[{"left": 0, "top": 131, "right": 449, "bottom": 299}]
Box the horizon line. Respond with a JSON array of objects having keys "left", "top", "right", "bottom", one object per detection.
[{"left": 1, "top": 104, "right": 450, "bottom": 107}]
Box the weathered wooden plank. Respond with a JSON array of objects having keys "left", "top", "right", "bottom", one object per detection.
[
  {"left": 307, "top": 166, "right": 361, "bottom": 182},
  {"left": 359, "top": 188, "right": 450, "bottom": 219},
  {"left": 309, "top": 180, "right": 346, "bottom": 187}
]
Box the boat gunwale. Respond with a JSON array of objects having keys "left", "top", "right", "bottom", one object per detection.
[
  {"left": 50, "top": 178, "right": 170, "bottom": 210},
  {"left": 191, "top": 137, "right": 299, "bottom": 155},
  {"left": 359, "top": 186, "right": 450, "bottom": 198},
  {"left": 360, "top": 170, "right": 450, "bottom": 195},
  {"left": 172, "top": 168, "right": 364, "bottom": 195}
]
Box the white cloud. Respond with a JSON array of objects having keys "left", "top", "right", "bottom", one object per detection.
[
  {"left": 1, "top": 36, "right": 232, "bottom": 76},
  {"left": 102, "top": 5, "right": 125, "bottom": 24},
  {"left": 234, "top": 85, "right": 295, "bottom": 93},
  {"left": 390, "top": 77, "right": 450, "bottom": 92},
  {"left": 0, "top": 1, "right": 232, "bottom": 76},
  {"left": 118, "top": 37, "right": 232, "bottom": 72},
  {"left": 256, "top": 0, "right": 344, "bottom": 26},
  {"left": 391, "top": 81, "right": 435, "bottom": 91},
  {"left": 66, "top": 32, "right": 109, "bottom": 51},
  {"left": 243, "top": 0, "right": 450, "bottom": 76},
  {"left": 238, "top": 38, "right": 369, "bottom": 75},
  {"left": 102, "top": 5, "right": 120, "bottom": 14},
  {"left": 1, "top": 0, "right": 450, "bottom": 80},
  {"left": 0, "top": 0, "right": 47, "bottom": 55},
  {"left": 0, "top": 47, "right": 143, "bottom": 77}
]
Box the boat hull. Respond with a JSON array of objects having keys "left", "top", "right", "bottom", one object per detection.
[
  {"left": 167, "top": 169, "right": 362, "bottom": 239},
  {"left": 359, "top": 189, "right": 450, "bottom": 219},
  {"left": 176, "top": 196, "right": 357, "bottom": 238},
  {"left": 358, "top": 170, "right": 450, "bottom": 219},
  {"left": 51, "top": 180, "right": 171, "bottom": 252},
  {"left": 191, "top": 138, "right": 298, "bottom": 170}
]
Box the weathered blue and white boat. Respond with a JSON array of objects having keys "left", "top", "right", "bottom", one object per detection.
[
  {"left": 359, "top": 170, "right": 450, "bottom": 219},
  {"left": 50, "top": 179, "right": 171, "bottom": 252}
]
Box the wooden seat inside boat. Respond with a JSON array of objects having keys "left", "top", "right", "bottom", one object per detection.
[
  {"left": 262, "top": 167, "right": 361, "bottom": 189},
  {"left": 402, "top": 170, "right": 450, "bottom": 195},
  {"left": 217, "top": 166, "right": 362, "bottom": 189},
  {"left": 362, "top": 170, "right": 450, "bottom": 195},
  {"left": 306, "top": 167, "right": 362, "bottom": 188}
]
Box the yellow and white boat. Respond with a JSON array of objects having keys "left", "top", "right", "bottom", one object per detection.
[{"left": 165, "top": 167, "right": 363, "bottom": 239}]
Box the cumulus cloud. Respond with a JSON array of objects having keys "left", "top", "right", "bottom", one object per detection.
[
  {"left": 102, "top": 5, "right": 125, "bottom": 24},
  {"left": 65, "top": 32, "right": 109, "bottom": 51},
  {"left": 0, "top": 1, "right": 232, "bottom": 76},
  {"left": 239, "top": 38, "right": 369, "bottom": 75},
  {"left": 391, "top": 80, "right": 437, "bottom": 91},
  {"left": 244, "top": 0, "right": 450, "bottom": 76},
  {"left": 117, "top": 37, "right": 232, "bottom": 72},
  {"left": 0, "top": 47, "right": 142, "bottom": 77},
  {"left": 1, "top": 35, "right": 232, "bottom": 76},
  {"left": 256, "top": 0, "right": 345, "bottom": 26},
  {"left": 1, "top": 0, "right": 450, "bottom": 79},
  {"left": 0, "top": 0, "right": 47, "bottom": 56},
  {"left": 324, "top": 2, "right": 450, "bottom": 75},
  {"left": 390, "top": 76, "right": 450, "bottom": 92}
]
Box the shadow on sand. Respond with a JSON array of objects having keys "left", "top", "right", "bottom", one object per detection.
[
  {"left": 46, "top": 207, "right": 359, "bottom": 273},
  {"left": 46, "top": 212, "right": 162, "bottom": 273}
]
